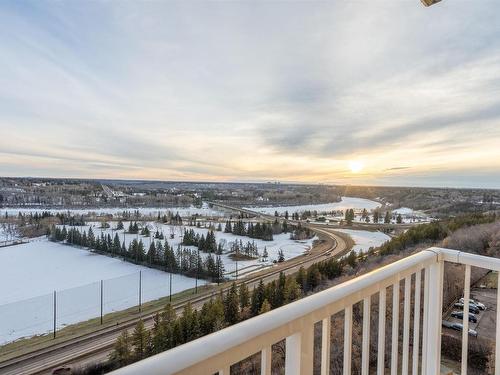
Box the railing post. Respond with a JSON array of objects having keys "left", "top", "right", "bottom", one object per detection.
[
  {"left": 344, "top": 306, "right": 352, "bottom": 375},
  {"left": 321, "top": 317, "right": 331, "bottom": 375},
  {"left": 285, "top": 333, "right": 301, "bottom": 375},
  {"left": 300, "top": 325, "right": 314, "bottom": 375},
  {"left": 377, "top": 288, "right": 387, "bottom": 375},
  {"left": 261, "top": 345, "right": 272, "bottom": 375},
  {"left": 423, "top": 260, "right": 443, "bottom": 375},
  {"left": 285, "top": 325, "right": 314, "bottom": 375}
]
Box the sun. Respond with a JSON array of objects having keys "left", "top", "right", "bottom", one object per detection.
[{"left": 349, "top": 160, "right": 364, "bottom": 173}]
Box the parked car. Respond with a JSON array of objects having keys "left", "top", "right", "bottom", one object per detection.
[
  {"left": 451, "top": 311, "right": 477, "bottom": 323},
  {"left": 460, "top": 297, "right": 486, "bottom": 310},
  {"left": 442, "top": 321, "right": 478, "bottom": 336},
  {"left": 454, "top": 302, "right": 480, "bottom": 314}
]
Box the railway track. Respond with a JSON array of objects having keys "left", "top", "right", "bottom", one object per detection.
[{"left": 0, "top": 208, "right": 349, "bottom": 375}]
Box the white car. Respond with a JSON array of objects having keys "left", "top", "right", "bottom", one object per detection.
[{"left": 460, "top": 297, "right": 486, "bottom": 310}]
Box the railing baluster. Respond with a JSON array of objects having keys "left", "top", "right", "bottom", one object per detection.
[
  {"left": 285, "top": 333, "right": 301, "bottom": 375},
  {"left": 402, "top": 276, "right": 411, "bottom": 374},
  {"left": 496, "top": 274, "right": 500, "bottom": 375},
  {"left": 412, "top": 270, "right": 422, "bottom": 375},
  {"left": 377, "top": 288, "right": 387, "bottom": 375},
  {"left": 391, "top": 282, "right": 400, "bottom": 375},
  {"left": 261, "top": 345, "right": 272, "bottom": 375},
  {"left": 344, "top": 305, "right": 352, "bottom": 375},
  {"left": 362, "top": 296, "right": 371, "bottom": 375},
  {"left": 424, "top": 260, "right": 443, "bottom": 375},
  {"left": 422, "top": 266, "right": 430, "bottom": 371},
  {"left": 461, "top": 264, "right": 471, "bottom": 375},
  {"left": 321, "top": 317, "right": 331, "bottom": 375},
  {"left": 300, "top": 324, "right": 314, "bottom": 374}
]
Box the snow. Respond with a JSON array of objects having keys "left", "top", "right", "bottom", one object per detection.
[
  {"left": 0, "top": 223, "right": 18, "bottom": 243},
  {"left": 0, "top": 203, "right": 224, "bottom": 218},
  {"left": 63, "top": 222, "right": 316, "bottom": 278},
  {"left": 244, "top": 196, "right": 381, "bottom": 215},
  {"left": 334, "top": 229, "right": 390, "bottom": 255},
  {"left": 0, "top": 240, "right": 203, "bottom": 344},
  {"left": 0, "top": 222, "right": 315, "bottom": 344}
]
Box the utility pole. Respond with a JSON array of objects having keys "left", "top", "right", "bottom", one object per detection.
[
  {"left": 138, "top": 270, "right": 142, "bottom": 313},
  {"left": 53, "top": 290, "right": 56, "bottom": 339},
  {"left": 195, "top": 248, "right": 199, "bottom": 294},
  {"left": 169, "top": 271, "right": 172, "bottom": 302},
  {"left": 100, "top": 279, "right": 103, "bottom": 325}
]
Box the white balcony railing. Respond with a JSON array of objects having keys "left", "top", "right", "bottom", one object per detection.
[{"left": 110, "top": 247, "right": 500, "bottom": 375}]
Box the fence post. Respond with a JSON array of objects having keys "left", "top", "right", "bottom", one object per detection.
[
  {"left": 139, "top": 270, "right": 142, "bottom": 313},
  {"left": 53, "top": 290, "right": 56, "bottom": 339},
  {"left": 100, "top": 279, "right": 104, "bottom": 325},
  {"left": 169, "top": 272, "right": 172, "bottom": 302}
]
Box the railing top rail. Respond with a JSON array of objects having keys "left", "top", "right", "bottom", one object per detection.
[
  {"left": 430, "top": 246, "right": 500, "bottom": 271},
  {"left": 110, "top": 249, "right": 439, "bottom": 375}
]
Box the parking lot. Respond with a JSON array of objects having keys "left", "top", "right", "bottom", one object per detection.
[{"left": 442, "top": 285, "right": 497, "bottom": 341}]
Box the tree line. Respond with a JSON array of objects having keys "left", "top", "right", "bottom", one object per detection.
[{"left": 49, "top": 226, "right": 225, "bottom": 282}]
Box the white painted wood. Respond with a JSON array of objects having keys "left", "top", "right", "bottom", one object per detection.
[
  {"left": 362, "top": 296, "right": 371, "bottom": 375},
  {"left": 402, "top": 276, "right": 411, "bottom": 374},
  {"left": 261, "top": 345, "right": 272, "bottom": 375},
  {"left": 412, "top": 270, "right": 421, "bottom": 375},
  {"left": 423, "top": 261, "right": 443, "bottom": 375},
  {"left": 496, "top": 275, "right": 500, "bottom": 375},
  {"left": 285, "top": 333, "right": 301, "bottom": 375},
  {"left": 344, "top": 306, "right": 352, "bottom": 375},
  {"left": 321, "top": 317, "right": 331, "bottom": 375},
  {"left": 377, "top": 288, "right": 387, "bottom": 375},
  {"left": 461, "top": 265, "right": 471, "bottom": 375},
  {"left": 421, "top": 266, "right": 430, "bottom": 372},
  {"left": 391, "top": 282, "right": 400, "bottom": 375}
]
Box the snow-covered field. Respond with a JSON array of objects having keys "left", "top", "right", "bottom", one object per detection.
[
  {"left": 0, "top": 222, "right": 314, "bottom": 344},
  {"left": 244, "top": 196, "right": 381, "bottom": 215},
  {"left": 0, "top": 203, "right": 224, "bottom": 218},
  {"left": 0, "top": 240, "right": 203, "bottom": 344},
  {"left": 334, "top": 229, "right": 390, "bottom": 255}
]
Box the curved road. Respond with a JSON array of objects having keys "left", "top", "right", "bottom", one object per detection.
[{"left": 0, "top": 209, "right": 350, "bottom": 375}]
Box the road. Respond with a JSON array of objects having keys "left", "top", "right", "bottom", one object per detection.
[{"left": 0, "top": 206, "right": 349, "bottom": 375}]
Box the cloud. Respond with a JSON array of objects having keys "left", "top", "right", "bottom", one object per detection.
[{"left": 0, "top": 1, "right": 499, "bottom": 187}]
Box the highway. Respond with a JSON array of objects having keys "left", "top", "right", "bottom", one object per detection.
[{"left": 0, "top": 205, "right": 350, "bottom": 375}]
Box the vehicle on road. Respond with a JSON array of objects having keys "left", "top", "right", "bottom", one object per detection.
[{"left": 451, "top": 311, "right": 478, "bottom": 323}]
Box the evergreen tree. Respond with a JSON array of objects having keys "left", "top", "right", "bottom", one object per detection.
[
  {"left": 346, "top": 250, "right": 357, "bottom": 268},
  {"left": 259, "top": 299, "right": 271, "bottom": 314},
  {"left": 239, "top": 283, "right": 250, "bottom": 309},
  {"left": 110, "top": 330, "right": 132, "bottom": 366},
  {"left": 224, "top": 283, "right": 240, "bottom": 324},
  {"left": 262, "top": 246, "right": 269, "bottom": 261},
  {"left": 251, "top": 280, "right": 265, "bottom": 315},
  {"left": 396, "top": 214, "right": 403, "bottom": 224},
  {"left": 384, "top": 211, "right": 391, "bottom": 224},
  {"left": 132, "top": 320, "right": 148, "bottom": 360}
]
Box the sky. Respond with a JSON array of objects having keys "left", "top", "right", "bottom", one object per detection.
[{"left": 0, "top": 1, "right": 499, "bottom": 188}]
